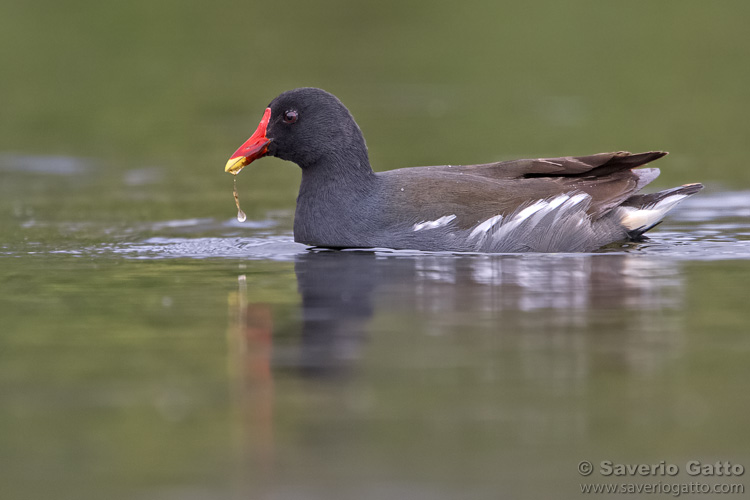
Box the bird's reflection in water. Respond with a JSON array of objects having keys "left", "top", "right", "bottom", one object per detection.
[
  {"left": 226, "top": 250, "right": 685, "bottom": 492},
  {"left": 294, "top": 252, "right": 378, "bottom": 377},
  {"left": 231, "top": 250, "right": 684, "bottom": 377}
]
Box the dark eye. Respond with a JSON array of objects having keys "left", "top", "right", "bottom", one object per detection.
[{"left": 283, "top": 110, "right": 298, "bottom": 124}]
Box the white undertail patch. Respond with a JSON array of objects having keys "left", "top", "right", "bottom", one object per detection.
[
  {"left": 412, "top": 214, "right": 457, "bottom": 232},
  {"left": 618, "top": 194, "right": 688, "bottom": 232}
]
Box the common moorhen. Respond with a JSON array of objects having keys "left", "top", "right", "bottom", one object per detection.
[{"left": 225, "top": 87, "right": 702, "bottom": 253}]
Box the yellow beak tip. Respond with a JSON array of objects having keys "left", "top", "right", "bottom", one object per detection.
[{"left": 225, "top": 157, "right": 247, "bottom": 174}]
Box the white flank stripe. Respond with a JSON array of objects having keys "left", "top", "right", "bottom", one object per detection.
[
  {"left": 461, "top": 192, "right": 598, "bottom": 251},
  {"left": 567, "top": 193, "right": 589, "bottom": 206},
  {"left": 412, "top": 214, "right": 457, "bottom": 232},
  {"left": 514, "top": 200, "right": 549, "bottom": 222},
  {"left": 546, "top": 194, "right": 570, "bottom": 210},
  {"left": 469, "top": 193, "right": 591, "bottom": 241},
  {"left": 469, "top": 214, "right": 503, "bottom": 239}
]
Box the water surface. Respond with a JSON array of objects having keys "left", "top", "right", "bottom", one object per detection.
[{"left": 2, "top": 154, "right": 749, "bottom": 498}]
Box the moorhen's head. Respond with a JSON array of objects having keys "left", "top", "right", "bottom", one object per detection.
[{"left": 225, "top": 87, "right": 368, "bottom": 174}]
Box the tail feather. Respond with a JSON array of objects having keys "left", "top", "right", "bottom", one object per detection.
[{"left": 619, "top": 183, "right": 704, "bottom": 239}]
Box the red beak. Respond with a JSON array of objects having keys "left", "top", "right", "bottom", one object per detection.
[{"left": 225, "top": 107, "right": 272, "bottom": 175}]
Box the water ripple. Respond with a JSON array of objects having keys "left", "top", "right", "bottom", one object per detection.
[
  {"left": 6, "top": 190, "right": 750, "bottom": 261},
  {"left": 110, "top": 236, "right": 307, "bottom": 260}
]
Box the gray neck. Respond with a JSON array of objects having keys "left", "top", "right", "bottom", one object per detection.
[{"left": 294, "top": 149, "right": 379, "bottom": 247}]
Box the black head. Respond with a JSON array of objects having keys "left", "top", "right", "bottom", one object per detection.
[{"left": 225, "top": 88, "right": 371, "bottom": 174}]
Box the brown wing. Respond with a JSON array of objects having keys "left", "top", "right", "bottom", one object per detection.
[
  {"left": 447, "top": 151, "right": 666, "bottom": 179},
  {"left": 384, "top": 151, "right": 665, "bottom": 222},
  {"left": 378, "top": 151, "right": 666, "bottom": 229}
]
